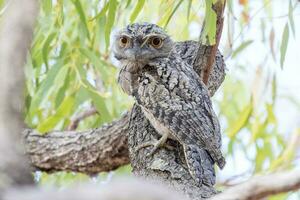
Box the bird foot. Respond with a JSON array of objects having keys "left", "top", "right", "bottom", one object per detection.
[
  {"left": 135, "top": 133, "right": 169, "bottom": 157},
  {"left": 135, "top": 140, "right": 161, "bottom": 157}
]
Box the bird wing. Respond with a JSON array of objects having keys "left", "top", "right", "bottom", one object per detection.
[{"left": 134, "top": 58, "right": 225, "bottom": 168}]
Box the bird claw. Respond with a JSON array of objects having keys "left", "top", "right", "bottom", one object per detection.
[
  {"left": 135, "top": 133, "right": 169, "bottom": 157},
  {"left": 135, "top": 140, "right": 161, "bottom": 157}
]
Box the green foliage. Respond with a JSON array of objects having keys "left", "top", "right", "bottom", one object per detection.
[
  {"left": 130, "top": 0, "right": 145, "bottom": 22},
  {"left": 201, "top": 0, "right": 217, "bottom": 45},
  {"left": 25, "top": 0, "right": 133, "bottom": 132}
]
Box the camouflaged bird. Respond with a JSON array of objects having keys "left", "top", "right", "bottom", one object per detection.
[{"left": 113, "top": 22, "right": 226, "bottom": 186}]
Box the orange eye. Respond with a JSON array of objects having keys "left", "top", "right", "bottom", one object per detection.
[
  {"left": 150, "top": 37, "right": 163, "bottom": 48},
  {"left": 119, "top": 36, "right": 130, "bottom": 48}
]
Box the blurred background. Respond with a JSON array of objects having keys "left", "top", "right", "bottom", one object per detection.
[{"left": 0, "top": 0, "right": 298, "bottom": 199}]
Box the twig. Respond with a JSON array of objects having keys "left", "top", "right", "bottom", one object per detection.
[
  {"left": 201, "top": 0, "right": 226, "bottom": 85},
  {"left": 210, "top": 169, "right": 300, "bottom": 200},
  {"left": 68, "top": 107, "right": 99, "bottom": 131}
]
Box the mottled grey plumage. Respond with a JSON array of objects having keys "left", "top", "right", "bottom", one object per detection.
[{"left": 113, "top": 22, "right": 225, "bottom": 186}]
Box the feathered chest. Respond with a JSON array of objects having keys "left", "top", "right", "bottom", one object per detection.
[
  {"left": 118, "top": 62, "right": 160, "bottom": 95},
  {"left": 118, "top": 59, "right": 205, "bottom": 107}
]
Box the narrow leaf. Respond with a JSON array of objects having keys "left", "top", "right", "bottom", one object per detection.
[
  {"left": 130, "top": 0, "right": 145, "bottom": 22},
  {"left": 105, "top": 0, "right": 118, "bottom": 50},
  {"left": 272, "top": 74, "right": 277, "bottom": 103},
  {"left": 280, "top": 23, "right": 289, "bottom": 69},
  {"left": 201, "top": 0, "right": 217, "bottom": 45},
  {"left": 37, "top": 95, "right": 75, "bottom": 133},
  {"left": 87, "top": 88, "right": 112, "bottom": 123},
  {"left": 187, "top": 0, "right": 192, "bottom": 20},
  {"left": 55, "top": 68, "right": 71, "bottom": 108},
  {"left": 232, "top": 40, "right": 253, "bottom": 58},
  {"left": 72, "top": 0, "right": 90, "bottom": 40},
  {"left": 91, "top": 1, "right": 109, "bottom": 21},
  {"left": 30, "top": 61, "right": 64, "bottom": 113},
  {"left": 79, "top": 48, "right": 109, "bottom": 78},
  {"left": 164, "top": 0, "right": 184, "bottom": 28},
  {"left": 288, "top": 0, "right": 295, "bottom": 37},
  {"left": 227, "top": 101, "right": 253, "bottom": 138},
  {"left": 42, "top": 0, "right": 52, "bottom": 14},
  {"left": 125, "top": 0, "right": 132, "bottom": 8},
  {"left": 42, "top": 32, "right": 57, "bottom": 69}
]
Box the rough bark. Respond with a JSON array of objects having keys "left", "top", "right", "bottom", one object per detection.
[
  {"left": 128, "top": 105, "right": 217, "bottom": 200},
  {"left": 24, "top": 112, "right": 130, "bottom": 174},
  {"left": 0, "top": 0, "right": 38, "bottom": 188}
]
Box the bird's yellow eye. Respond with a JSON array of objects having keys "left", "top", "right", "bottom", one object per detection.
[
  {"left": 119, "top": 36, "right": 130, "bottom": 48},
  {"left": 149, "top": 36, "right": 163, "bottom": 48}
]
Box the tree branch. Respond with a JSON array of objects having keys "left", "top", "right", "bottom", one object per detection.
[
  {"left": 24, "top": 112, "right": 130, "bottom": 174},
  {"left": 197, "top": 0, "right": 226, "bottom": 85},
  {"left": 68, "top": 107, "right": 98, "bottom": 131},
  {"left": 210, "top": 169, "right": 300, "bottom": 200}
]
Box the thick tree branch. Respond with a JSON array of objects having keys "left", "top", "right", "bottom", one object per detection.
[
  {"left": 0, "top": 0, "right": 38, "bottom": 188},
  {"left": 210, "top": 169, "right": 300, "bottom": 200},
  {"left": 24, "top": 112, "right": 130, "bottom": 174}
]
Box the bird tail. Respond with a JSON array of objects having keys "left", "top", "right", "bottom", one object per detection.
[
  {"left": 183, "top": 145, "right": 216, "bottom": 186},
  {"left": 209, "top": 147, "right": 226, "bottom": 170}
]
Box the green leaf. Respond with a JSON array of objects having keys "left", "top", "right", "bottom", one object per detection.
[
  {"left": 266, "top": 103, "right": 276, "bottom": 124},
  {"left": 42, "top": 32, "right": 57, "bottom": 69},
  {"left": 91, "top": 1, "right": 109, "bottom": 21},
  {"left": 201, "top": 0, "right": 217, "bottom": 45},
  {"left": 105, "top": 0, "right": 118, "bottom": 50},
  {"left": 42, "top": 0, "right": 52, "bottom": 14},
  {"left": 37, "top": 95, "right": 75, "bottom": 133},
  {"left": 125, "top": 0, "right": 132, "bottom": 8},
  {"left": 231, "top": 40, "right": 253, "bottom": 58},
  {"left": 130, "top": 0, "right": 145, "bottom": 22},
  {"left": 187, "top": 0, "right": 192, "bottom": 20},
  {"left": 280, "top": 23, "right": 289, "bottom": 69},
  {"left": 157, "top": 6, "right": 173, "bottom": 27},
  {"left": 288, "top": 0, "right": 295, "bottom": 37},
  {"left": 272, "top": 74, "right": 277, "bottom": 103},
  {"left": 72, "top": 0, "right": 90, "bottom": 40},
  {"left": 29, "top": 60, "right": 64, "bottom": 113},
  {"left": 163, "top": 0, "right": 184, "bottom": 28},
  {"left": 55, "top": 68, "right": 71, "bottom": 108},
  {"left": 86, "top": 88, "right": 112, "bottom": 123},
  {"left": 227, "top": 101, "right": 253, "bottom": 138},
  {"left": 74, "top": 86, "right": 90, "bottom": 107},
  {"left": 79, "top": 48, "right": 109, "bottom": 78}
]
